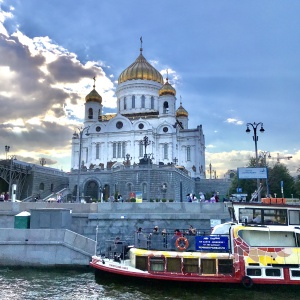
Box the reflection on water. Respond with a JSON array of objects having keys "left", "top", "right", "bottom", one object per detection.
[{"left": 0, "top": 267, "right": 299, "bottom": 300}]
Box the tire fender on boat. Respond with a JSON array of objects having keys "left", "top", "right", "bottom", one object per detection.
[
  {"left": 241, "top": 276, "right": 253, "bottom": 289},
  {"left": 175, "top": 237, "right": 189, "bottom": 251}
]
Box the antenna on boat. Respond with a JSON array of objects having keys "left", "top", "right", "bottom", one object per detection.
[{"left": 95, "top": 225, "right": 99, "bottom": 255}]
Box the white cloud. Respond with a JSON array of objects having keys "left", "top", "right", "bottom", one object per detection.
[{"left": 226, "top": 118, "right": 243, "bottom": 125}]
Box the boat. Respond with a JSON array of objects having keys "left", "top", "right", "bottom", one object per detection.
[{"left": 90, "top": 201, "right": 300, "bottom": 288}]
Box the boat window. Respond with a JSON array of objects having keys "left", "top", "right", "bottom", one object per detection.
[
  {"left": 218, "top": 259, "right": 233, "bottom": 274},
  {"left": 239, "top": 208, "right": 287, "bottom": 225},
  {"left": 150, "top": 257, "right": 165, "bottom": 272},
  {"left": 289, "top": 210, "right": 300, "bottom": 225},
  {"left": 201, "top": 259, "right": 216, "bottom": 274},
  {"left": 246, "top": 268, "right": 262, "bottom": 276},
  {"left": 167, "top": 258, "right": 181, "bottom": 273},
  {"left": 136, "top": 256, "right": 147, "bottom": 271},
  {"left": 265, "top": 268, "right": 281, "bottom": 277},
  {"left": 239, "top": 208, "right": 262, "bottom": 223},
  {"left": 291, "top": 270, "right": 300, "bottom": 278},
  {"left": 238, "top": 230, "right": 296, "bottom": 247},
  {"left": 183, "top": 258, "right": 199, "bottom": 274}
]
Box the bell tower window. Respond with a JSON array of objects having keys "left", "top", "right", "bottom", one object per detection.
[
  {"left": 132, "top": 95, "right": 135, "bottom": 108},
  {"left": 124, "top": 97, "right": 127, "bottom": 110},
  {"left": 151, "top": 96, "right": 154, "bottom": 109},
  {"left": 163, "top": 101, "right": 169, "bottom": 114},
  {"left": 88, "top": 108, "right": 93, "bottom": 119}
]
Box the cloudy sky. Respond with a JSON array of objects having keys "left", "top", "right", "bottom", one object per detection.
[{"left": 0, "top": 0, "right": 299, "bottom": 178}]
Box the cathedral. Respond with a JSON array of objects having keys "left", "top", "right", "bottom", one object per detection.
[
  {"left": 69, "top": 43, "right": 205, "bottom": 201},
  {"left": 71, "top": 44, "right": 205, "bottom": 178}
]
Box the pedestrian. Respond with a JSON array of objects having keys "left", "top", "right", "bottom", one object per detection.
[
  {"left": 4, "top": 192, "right": 9, "bottom": 201},
  {"left": 57, "top": 194, "right": 62, "bottom": 203},
  {"left": 215, "top": 192, "right": 219, "bottom": 202},
  {"left": 186, "top": 225, "right": 196, "bottom": 235},
  {"left": 199, "top": 192, "right": 205, "bottom": 202},
  {"left": 192, "top": 194, "right": 198, "bottom": 202}
]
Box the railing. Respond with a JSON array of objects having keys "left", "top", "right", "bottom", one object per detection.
[{"left": 103, "top": 228, "right": 230, "bottom": 260}]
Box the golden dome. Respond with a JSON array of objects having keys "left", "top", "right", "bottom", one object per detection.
[
  {"left": 118, "top": 48, "right": 164, "bottom": 84},
  {"left": 159, "top": 78, "right": 176, "bottom": 96},
  {"left": 176, "top": 102, "right": 188, "bottom": 118},
  {"left": 85, "top": 88, "right": 102, "bottom": 104}
]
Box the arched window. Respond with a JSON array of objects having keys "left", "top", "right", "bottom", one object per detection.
[
  {"left": 96, "top": 144, "right": 100, "bottom": 159},
  {"left": 164, "top": 144, "right": 168, "bottom": 159},
  {"left": 88, "top": 108, "right": 93, "bottom": 119},
  {"left": 39, "top": 183, "right": 44, "bottom": 191},
  {"left": 141, "top": 95, "right": 145, "bottom": 108},
  {"left": 117, "top": 143, "right": 122, "bottom": 158},
  {"left": 98, "top": 109, "right": 101, "bottom": 121},
  {"left": 187, "top": 146, "right": 191, "bottom": 161},
  {"left": 124, "top": 97, "right": 127, "bottom": 110},
  {"left": 163, "top": 101, "right": 169, "bottom": 114},
  {"left": 50, "top": 183, "right": 54, "bottom": 192},
  {"left": 113, "top": 142, "right": 126, "bottom": 158},
  {"left": 151, "top": 96, "right": 154, "bottom": 109},
  {"left": 122, "top": 142, "right": 125, "bottom": 158},
  {"left": 113, "top": 143, "right": 117, "bottom": 158},
  {"left": 139, "top": 141, "right": 144, "bottom": 157},
  {"left": 132, "top": 95, "right": 135, "bottom": 108}
]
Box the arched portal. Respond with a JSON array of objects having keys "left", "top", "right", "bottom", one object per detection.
[{"left": 84, "top": 180, "right": 99, "bottom": 202}]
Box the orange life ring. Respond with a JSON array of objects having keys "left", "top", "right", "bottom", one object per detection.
[{"left": 175, "top": 237, "right": 189, "bottom": 251}]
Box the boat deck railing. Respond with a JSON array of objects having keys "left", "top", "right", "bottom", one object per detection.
[{"left": 104, "top": 228, "right": 231, "bottom": 260}]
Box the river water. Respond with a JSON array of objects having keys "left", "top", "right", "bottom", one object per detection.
[{"left": 0, "top": 267, "right": 299, "bottom": 300}]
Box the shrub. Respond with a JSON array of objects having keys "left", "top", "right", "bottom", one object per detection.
[
  {"left": 150, "top": 199, "right": 154, "bottom": 202},
  {"left": 169, "top": 199, "right": 174, "bottom": 202},
  {"left": 130, "top": 198, "right": 136, "bottom": 202},
  {"left": 161, "top": 198, "right": 167, "bottom": 202},
  {"left": 155, "top": 198, "right": 160, "bottom": 202}
]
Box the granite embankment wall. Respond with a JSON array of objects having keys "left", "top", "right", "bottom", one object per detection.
[
  {"left": 0, "top": 229, "right": 96, "bottom": 266},
  {"left": 0, "top": 202, "right": 231, "bottom": 259}
]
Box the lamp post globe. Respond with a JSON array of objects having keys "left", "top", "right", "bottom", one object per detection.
[{"left": 75, "top": 126, "right": 90, "bottom": 203}]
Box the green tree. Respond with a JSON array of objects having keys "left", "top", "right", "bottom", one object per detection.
[
  {"left": 294, "top": 175, "right": 300, "bottom": 198},
  {"left": 268, "top": 164, "right": 295, "bottom": 198}
]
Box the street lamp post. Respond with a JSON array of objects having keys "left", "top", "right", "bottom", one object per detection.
[
  {"left": 5, "top": 145, "right": 10, "bottom": 160},
  {"left": 206, "top": 163, "right": 215, "bottom": 179},
  {"left": 40, "top": 158, "right": 46, "bottom": 166},
  {"left": 246, "top": 122, "right": 265, "bottom": 201},
  {"left": 75, "top": 126, "right": 90, "bottom": 203},
  {"left": 8, "top": 155, "right": 17, "bottom": 200}
]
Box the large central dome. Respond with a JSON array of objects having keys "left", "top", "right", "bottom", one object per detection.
[{"left": 118, "top": 48, "right": 164, "bottom": 84}]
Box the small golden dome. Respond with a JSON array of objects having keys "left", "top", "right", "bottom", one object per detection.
[
  {"left": 85, "top": 88, "right": 102, "bottom": 104},
  {"left": 159, "top": 78, "right": 176, "bottom": 96},
  {"left": 176, "top": 102, "right": 188, "bottom": 118},
  {"left": 118, "top": 48, "right": 164, "bottom": 84}
]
